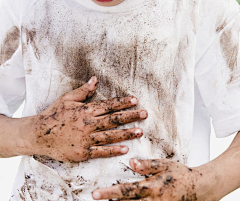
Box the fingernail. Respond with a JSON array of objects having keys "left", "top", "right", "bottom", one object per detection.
[
  {"left": 131, "top": 98, "right": 138, "bottom": 105},
  {"left": 133, "top": 159, "right": 141, "bottom": 169},
  {"left": 135, "top": 128, "right": 143, "bottom": 136},
  {"left": 140, "top": 111, "right": 148, "bottom": 119},
  {"left": 92, "top": 191, "right": 101, "bottom": 200},
  {"left": 88, "top": 77, "right": 94, "bottom": 85},
  {"left": 121, "top": 147, "right": 129, "bottom": 154}
]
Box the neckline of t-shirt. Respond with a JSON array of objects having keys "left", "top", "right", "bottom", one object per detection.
[{"left": 75, "top": 0, "right": 147, "bottom": 14}]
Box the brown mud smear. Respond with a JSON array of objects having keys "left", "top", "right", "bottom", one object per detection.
[
  {"left": 220, "top": 25, "right": 240, "bottom": 84},
  {"left": 216, "top": 19, "right": 228, "bottom": 34},
  {"left": 0, "top": 26, "right": 20, "bottom": 65},
  {"left": 21, "top": 27, "right": 40, "bottom": 60}
]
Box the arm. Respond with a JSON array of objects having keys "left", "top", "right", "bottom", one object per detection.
[
  {"left": 92, "top": 132, "right": 240, "bottom": 200},
  {"left": 196, "top": 131, "right": 240, "bottom": 200}
]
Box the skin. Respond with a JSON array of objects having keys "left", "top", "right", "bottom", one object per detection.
[
  {"left": 92, "top": 0, "right": 125, "bottom": 7},
  {"left": 92, "top": 132, "right": 240, "bottom": 200},
  {"left": 0, "top": 76, "right": 148, "bottom": 162}
]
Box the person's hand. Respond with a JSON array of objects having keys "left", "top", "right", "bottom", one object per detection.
[
  {"left": 92, "top": 158, "right": 212, "bottom": 201},
  {"left": 23, "top": 76, "right": 148, "bottom": 162}
]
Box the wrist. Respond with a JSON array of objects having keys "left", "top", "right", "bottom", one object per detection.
[
  {"left": 0, "top": 115, "right": 35, "bottom": 157},
  {"left": 14, "top": 116, "right": 38, "bottom": 156},
  {"left": 194, "top": 163, "right": 220, "bottom": 201}
]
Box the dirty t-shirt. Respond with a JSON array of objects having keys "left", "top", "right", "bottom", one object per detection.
[{"left": 0, "top": 0, "right": 240, "bottom": 200}]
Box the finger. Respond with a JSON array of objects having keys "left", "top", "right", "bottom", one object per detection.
[
  {"left": 129, "top": 159, "right": 175, "bottom": 175},
  {"left": 87, "top": 145, "right": 129, "bottom": 159},
  {"left": 89, "top": 110, "right": 148, "bottom": 131},
  {"left": 86, "top": 97, "right": 138, "bottom": 116},
  {"left": 92, "top": 181, "right": 151, "bottom": 200},
  {"left": 90, "top": 128, "right": 143, "bottom": 145},
  {"left": 63, "top": 76, "right": 98, "bottom": 102}
]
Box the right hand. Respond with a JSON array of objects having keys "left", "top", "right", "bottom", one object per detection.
[{"left": 23, "top": 76, "right": 148, "bottom": 162}]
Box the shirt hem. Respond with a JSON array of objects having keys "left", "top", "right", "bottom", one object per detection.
[{"left": 213, "top": 115, "right": 240, "bottom": 138}]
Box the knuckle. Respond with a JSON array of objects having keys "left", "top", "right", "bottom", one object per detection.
[
  {"left": 82, "top": 148, "right": 92, "bottom": 159},
  {"left": 102, "top": 131, "right": 112, "bottom": 143},
  {"left": 80, "top": 86, "right": 89, "bottom": 93},
  {"left": 83, "top": 117, "right": 93, "bottom": 126},
  {"left": 150, "top": 160, "right": 160, "bottom": 170}
]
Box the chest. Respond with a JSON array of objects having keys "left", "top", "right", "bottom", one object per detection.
[{"left": 21, "top": 0, "right": 198, "bottom": 100}]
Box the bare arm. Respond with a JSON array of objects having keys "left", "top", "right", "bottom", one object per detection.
[
  {"left": 196, "top": 131, "right": 240, "bottom": 200},
  {"left": 0, "top": 115, "right": 30, "bottom": 158},
  {"left": 0, "top": 76, "right": 148, "bottom": 162}
]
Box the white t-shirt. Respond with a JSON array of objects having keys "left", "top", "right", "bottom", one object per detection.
[{"left": 0, "top": 0, "right": 240, "bottom": 200}]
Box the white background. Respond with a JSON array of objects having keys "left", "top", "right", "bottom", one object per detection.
[{"left": 0, "top": 105, "right": 240, "bottom": 200}]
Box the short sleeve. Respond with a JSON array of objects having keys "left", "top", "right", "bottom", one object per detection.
[
  {"left": 195, "top": 0, "right": 240, "bottom": 138},
  {"left": 0, "top": 0, "right": 26, "bottom": 117}
]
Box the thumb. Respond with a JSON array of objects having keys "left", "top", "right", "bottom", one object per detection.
[
  {"left": 129, "top": 158, "right": 174, "bottom": 175},
  {"left": 63, "top": 76, "right": 98, "bottom": 102}
]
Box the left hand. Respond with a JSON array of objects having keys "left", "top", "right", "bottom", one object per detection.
[{"left": 92, "top": 159, "right": 205, "bottom": 201}]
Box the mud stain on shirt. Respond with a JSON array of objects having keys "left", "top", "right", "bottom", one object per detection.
[
  {"left": 0, "top": 26, "right": 20, "bottom": 65},
  {"left": 220, "top": 25, "right": 240, "bottom": 84},
  {"left": 20, "top": 173, "right": 38, "bottom": 200},
  {"left": 20, "top": 165, "right": 71, "bottom": 200},
  {"left": 54, "top": 41, "right": 96, "bottom": 91},
  {"left": 22, "top": 27, "right": 40, "bottom": 60},
  {"left": 216, "top": 19, "right": 228, "bottom": 33}
]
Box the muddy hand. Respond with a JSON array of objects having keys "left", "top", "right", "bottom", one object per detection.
[
  {"left": 92, "top": 159, "right": 204, "bottom": 201},
  {"left": 25, "top": 76, "right": 148, "bottom": 162}
]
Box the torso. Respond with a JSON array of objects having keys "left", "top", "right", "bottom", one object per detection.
[{"left": 15, "top": 0, "right": 199, "bottom": 200}]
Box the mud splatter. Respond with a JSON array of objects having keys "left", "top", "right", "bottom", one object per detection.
[
  {"left": 54, "top": 30, "right": 137, "bottom": 100},
  {"left": 120, "top": 162, "right": 141, "bottom": 176},
  {"left": 19, "top": 169, "right": 72, "bottom": 200},
  {"left": 216, "top": 19, "right": 228, "bottom": 33},
  {"left": 220, "top": 25, "right": 240, "bottom": 84},
  {"left": 72, "top": 189, "right": 83, "bottom": 195},
  {"left": 21, "top": 27, "right": 40, "bottom": 60},
  {"left": 19, "top": 173, "right": 38, "bottom": 200},
  {"left": 54, "top": 42, "right": 96, "bottom": 90},
  {"left": 190, "top": 1, "right": 199, "bottom": 35},
  {"left": 0, "top": 26, "right": 20, "bottom": 65}
]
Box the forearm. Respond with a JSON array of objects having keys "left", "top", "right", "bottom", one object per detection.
[
  {"left": 0, "top": 114, "right": 32, "bottom": 158},
  {"left": 196, "top": 132, "right": 240, "bottom": 200}
]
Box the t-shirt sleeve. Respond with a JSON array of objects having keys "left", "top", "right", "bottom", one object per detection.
[
  {"left": 0, "top": 0, "right": 26, "bottom": 117},
  {"left": 195, "top": 0, "right": 240, "bottom": 138}
]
